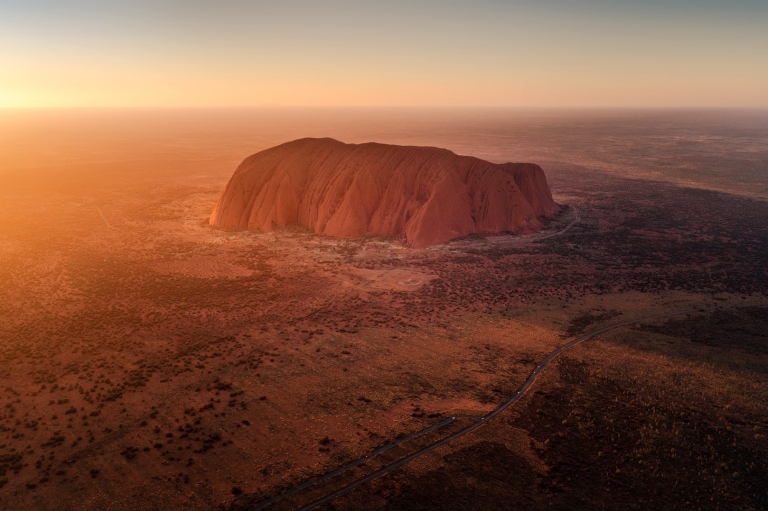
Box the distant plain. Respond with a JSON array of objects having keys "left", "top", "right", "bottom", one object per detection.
[{"left": 1, "top": 108, "right": 767, "bottom": 510}]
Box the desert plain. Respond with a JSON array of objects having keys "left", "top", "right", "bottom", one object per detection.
[{"left": 0, "top": 109, "right": 767, "bottom": 510}]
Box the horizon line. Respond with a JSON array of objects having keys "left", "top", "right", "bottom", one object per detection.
[{"left": 2, "top": 105, "right": 768, "bottom": 111}]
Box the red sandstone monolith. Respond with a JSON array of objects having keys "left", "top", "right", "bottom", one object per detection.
[{"left": 210, "top": 138, "right": 559, "bottom": 247}]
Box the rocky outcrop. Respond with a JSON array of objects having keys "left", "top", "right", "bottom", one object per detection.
[{"left": 210, "top": 138, "right": 559, "bottom": 248}]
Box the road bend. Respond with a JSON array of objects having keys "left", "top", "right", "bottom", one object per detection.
[{"left": 270, "top": 302, "right": 759, "bottom": 511}]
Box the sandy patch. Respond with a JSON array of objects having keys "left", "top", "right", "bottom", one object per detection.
[{"left": 347, "top": 267, "right": 437, "bottom": 291}]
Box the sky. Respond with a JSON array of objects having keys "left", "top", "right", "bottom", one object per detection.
[{"left": 1, "top": 0, "right": 767, "bottom": 108}]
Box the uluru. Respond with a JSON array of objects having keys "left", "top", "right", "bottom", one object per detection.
[{"left": 210, "top": 138, "right": 560, "bottom": 248}]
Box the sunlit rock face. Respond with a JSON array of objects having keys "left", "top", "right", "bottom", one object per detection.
[{"left": 210, "top": 138, "right": 559, "bottom": 248}]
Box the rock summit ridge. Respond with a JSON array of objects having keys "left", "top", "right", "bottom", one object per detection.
[{"left": 210, "top": 138, "right": 559, "bottom": 247}]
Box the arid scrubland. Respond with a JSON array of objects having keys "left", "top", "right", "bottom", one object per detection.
[
  {"left": 1, "top": 159, "right": 766, "bottom": 510},
  {"left": 1, "top": 110, "right": 768, "bottom": 510}
]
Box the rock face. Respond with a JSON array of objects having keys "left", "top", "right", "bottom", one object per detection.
[{"left": 210, "top": 138, "right": 559, "bottom": 248}]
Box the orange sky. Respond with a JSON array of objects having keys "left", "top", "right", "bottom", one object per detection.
[{"left": 1, "top": 1, "right": 767, "bottom": 108}]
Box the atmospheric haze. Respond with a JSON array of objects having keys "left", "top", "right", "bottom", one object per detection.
[
  {"left": 1, "top": 108, "right": 768, "bottom": 510},
  {"left": 1, "top": 1, "right": 767, "bottom": 108},
  {"left": 1, "top": 1, "right": 768, "bottom": 510}
]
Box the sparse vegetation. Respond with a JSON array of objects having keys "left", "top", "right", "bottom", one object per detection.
[{"left": 1, "top": 115, "right": 766, "bottom": 511}]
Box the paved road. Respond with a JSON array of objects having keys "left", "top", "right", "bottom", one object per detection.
[
  {"left": 501, "top": 205, "right": 580, "bottom": 245},
  {"left": 251, "top": 206, "right": 584, "bottom": 510},
  {"left": 535, "top": 206, "right": 580, "bottom": 240},
  {"left": 251, "top": 418, "right": 456, "bottom": 510},
  {"left": 263, "top": 302, "right": 760, "bottom": 511}
]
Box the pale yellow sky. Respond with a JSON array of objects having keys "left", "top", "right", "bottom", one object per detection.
[{"left": 1, "top": 1, "right": 767, "bottom": 108}]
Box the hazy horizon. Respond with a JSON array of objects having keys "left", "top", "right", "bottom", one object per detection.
[
  {"left": 2, "top": 0, "right": 766, "bottom": 108},
  {"left": 3, "top": 107, "right": 767, "bottom": 202},
  {"left": 2, "top": 4, "right": 768, "bottom": 505}
]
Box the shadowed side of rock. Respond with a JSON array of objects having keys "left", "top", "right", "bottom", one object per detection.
[{"left": 210, "top": 138, "right": 559, "bottom": 247}]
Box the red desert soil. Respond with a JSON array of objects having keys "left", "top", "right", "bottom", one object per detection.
[{"left": 209, "top": 138, "right": 560, "bottom": 247}]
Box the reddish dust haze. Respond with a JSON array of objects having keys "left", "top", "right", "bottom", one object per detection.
[{"left": 0, "top": 109, "right": 767, "bottom": 511}]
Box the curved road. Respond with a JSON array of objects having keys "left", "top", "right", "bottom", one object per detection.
[
  {"left": 252, "top": 301, "right": 759, "bottom": 511},
  {"left": 252, "top": 207, "right": 584, "bottom": 510},
  {"left": 535, "top": 206, "right": 580, "bottom": 240}
]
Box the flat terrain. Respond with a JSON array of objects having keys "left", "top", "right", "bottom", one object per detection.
[{"left": 0, "top": 110, "right": 767, "bottom": 510}]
